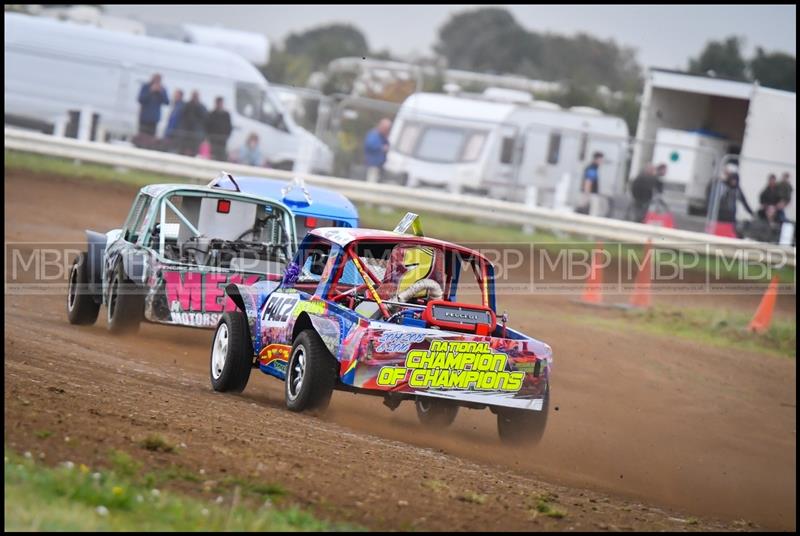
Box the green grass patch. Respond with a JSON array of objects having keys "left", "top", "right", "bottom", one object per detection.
[
  {"left": 533, "top": 492, "right": 567, "bottom": 519},
  {"left": 5, "top": 149, "right": 189, "bottom": 188},
  {"left": 569, "top": 305, "right": 796, "bottom": 359},
  {"left": 4, "top": 448, "right": 358, "bottom": 531},
  {"left": 34, "top": 430, "right": 52, "bottom": 440},
  {"left": 457, "top": 491, "right": 487, "bottom": 505},
  {"left": 138, "top": 434, "right": 176, "bottom": 454}
]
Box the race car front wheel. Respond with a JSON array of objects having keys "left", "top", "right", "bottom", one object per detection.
[
  {"left": 106, "top": 263, "right": 144, "bottom": 334},
  {"left": 210, "top": 311, "right": 253, "bottom": 393},
  {"left": 496, "top": 393, "right": 549, "bottom": 446},
  {"left": 67, "top": 252, "right": 100, "bottom": 325},
  {"left": 285, "top": 329, "right": 338, "bottom": 413},
  {"left": 415, "top": 398, "right": 459, "bottom": 428}
]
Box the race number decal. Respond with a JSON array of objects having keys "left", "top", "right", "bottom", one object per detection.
[{"left": 260, "top": 293, "right": 299, "bottom": 327}]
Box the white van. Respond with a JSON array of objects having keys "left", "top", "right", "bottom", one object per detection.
[
  {"left": 4, "top": 12, "right": 332, "bottom": 173},
  {"left": 384, "top": 91, "right": 629, "bottom": 207}
]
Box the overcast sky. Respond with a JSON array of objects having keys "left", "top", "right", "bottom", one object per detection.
[{"left": 105, "top": 4, "right": 796, "bottom": 70}]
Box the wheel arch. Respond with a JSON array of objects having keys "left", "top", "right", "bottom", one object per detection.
[{"left": 292, "top": 312, "right": 340, "bottom": 360}]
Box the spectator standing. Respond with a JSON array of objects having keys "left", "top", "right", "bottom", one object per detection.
[
  {"left": 364, "top": 118, "right": 392, "bottom": 183},
  {"left": 629, "top": 163, "right": 663, "bottom": 222},
  {"left": 164, "top": 89, "right": 185, "bottom": 151},
  {"left": 238, "top": 133, "right": 263, "bottom": 167},
  {"left": 577, "top": 151, "right": 604, "bottom": 214},
  {"left": 206, "top": 96, "right": 233, "bottom": 162},
  {"left": 716, "top": 172, "right": 754, "bottom": 224},
  {"left": 758, "top": 174, "right": 781, "bottom": 218},
  {"left": 178, "top": 91, "right": 207, "bottom": 156},
  {"left": 137, "top": 73, "right": 169, "bottom": 136},
  {"left": 776, "top": 171, "right": 793, "bottom": 206}
]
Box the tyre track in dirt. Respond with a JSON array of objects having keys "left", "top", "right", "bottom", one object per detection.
[{"left": 4, "top": 168, "right": 796, "bottom": 530}]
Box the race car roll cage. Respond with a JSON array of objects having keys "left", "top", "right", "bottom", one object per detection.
[
  {"left": 132, "top": 187, "right": 297, "bottom": 271},
  {"left": 321, "top": 238, "right": 497, "bottom": 322}
]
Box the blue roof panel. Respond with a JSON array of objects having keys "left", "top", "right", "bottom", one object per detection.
[{"left": 217, "top": 176, "right": 359, "bottom": 227}]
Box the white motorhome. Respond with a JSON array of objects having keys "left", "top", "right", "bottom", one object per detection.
[
  {"left": 4, "top": 12, "right": 332, "bottom": 173},
  {"left": 632, "top": 68, "right": 796, "bottom": 221},
  {"left": 383, "top": 91, "right": 629, "bottom": 207}
]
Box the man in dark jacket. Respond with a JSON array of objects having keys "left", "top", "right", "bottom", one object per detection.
[
  {"left": 206, "top": 97, "right": 233, "bottom": 162},
  {"left": 137, "top": 73, "right": 169, "bottom": 136},
  {"left": 178, "top": 91, "right": 207, "bottom": 156},
  {"left": 629, "top": 163, "right": 664, "bottom": 222},
  {"left": 758, "top": 174, "right": 781, "bottom": 219},
  {"left": 164, "top": 89, "right": 185, "bottom": 150},
  {"left": 716, "top": 173, "right": 754, "bottom": 223}
]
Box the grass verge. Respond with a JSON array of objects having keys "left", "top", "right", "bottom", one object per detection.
[
  {"left": 5, "top": 148, "right": 795, "bottom": 283},
  {"left": 567, "top": 305, "right": 796, "bottom": 359},
  {"left": 4, "top": 448, "right": 358, "bottom": 531}
]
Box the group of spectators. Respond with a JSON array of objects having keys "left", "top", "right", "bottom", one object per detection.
[{"left": 135, "top": 73, "right": 264, "bottom": 166}]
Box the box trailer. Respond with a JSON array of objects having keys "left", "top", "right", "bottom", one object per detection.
[{"left": 631, "top": 68, "right": 796, "bottom": 221}]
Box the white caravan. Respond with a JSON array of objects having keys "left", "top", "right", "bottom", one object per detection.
[
  {"left": 383, "top": 91, "right": 629, "bottom": 207},
  {"left": 4, "top": 12, "right": 332, "bottom": 173}
]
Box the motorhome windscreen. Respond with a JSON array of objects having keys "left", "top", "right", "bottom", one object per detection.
[
  {"left": 151, "top": 193, "right": 292, "bottom": 274},
  {"left": 397, "top": 121, "right": 487, "bottom": 163}
]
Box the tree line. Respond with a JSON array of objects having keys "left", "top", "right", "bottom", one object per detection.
[{"left": 261, "top": 7, "right": 796, "bottom": 133}]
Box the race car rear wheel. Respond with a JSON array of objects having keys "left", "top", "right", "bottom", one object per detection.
[
  {"left": 106, "top": 263, "right": 144, "bottom": 334},
  {"left": 210, "top": 311, "right": 253, "bottom": 393},
  {"left": 285, "top": 329, "right": 338, "bottom": 413},
  {"left": 67, "top": 252, "right": 100, "bottom": 325},
  {"left": 415, "top": 398, "right": 459, "bottom": 428},
  {"left": 496, "top": 393, "right": 549, "bottom": 445}
]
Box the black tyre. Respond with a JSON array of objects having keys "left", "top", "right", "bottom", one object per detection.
[
  {"left": 210, "top": 311, "right": 253, "bottom": 393},
  {"left": 415, "top": 398, "right": 459, "bottom": 428},
  {"left": 106, "top": 263, "right": 144, "bottom": 334},
  {"left": 66, "top": 252, "right": 100, "bottom": 325},
  {"left": 285, "top": 329, "right": 338, "bottom": 412},
  {"left": 497, "top": 391, "right": 550, "bottom": 445}
]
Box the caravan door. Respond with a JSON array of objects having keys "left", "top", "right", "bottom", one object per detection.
[{"left": 485, "top": 124, "right": 522, "bottom": 199}]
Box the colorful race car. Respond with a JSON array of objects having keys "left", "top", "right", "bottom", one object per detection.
[
  {"left": 66, "top": 173, "right": 358, "bottom": 333},
  {"left": 210, "top": 215, "right": 552, "bottom": 444}
]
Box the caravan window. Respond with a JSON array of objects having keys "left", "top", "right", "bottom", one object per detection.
[
  {"left": 499, "top": 137, "right": 515, "bottom": 164},
  {"left": 397, "top": 122, "right": 487, "bottom": 163},
  {"left": 462, "top": 132, "right": 487, "bottom": 162},
  {"left": 416, "top": 127, "right": 465, "bottom": 162},
  {"left": 547, "top": 133, "right": 562, "bottom": 165},
  {"left": 397, "top": 122, "right": 422, "bottom": 154},
  {"left": 578, "top": 133, "right": 588, "bottom": 161}
]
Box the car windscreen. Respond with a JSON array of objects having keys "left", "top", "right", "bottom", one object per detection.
[
  {"left": 151, "top": 193, "right": 293, "bottom": 273},
  {"left": 338, "top": 241, "right": 487, "bottom": 306}
]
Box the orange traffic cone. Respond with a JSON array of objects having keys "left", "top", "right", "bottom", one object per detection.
[
  {"left": 579, "top": 242, "right": 605, "bottom": 304},
  {"left": 629, "top": 240, "right": 653, "bottom": 309},
  {"left": 747, "top": 275, "right": 779, "bottom": 333}
]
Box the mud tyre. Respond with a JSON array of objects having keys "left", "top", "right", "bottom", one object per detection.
[
  {"left": 415, "top": 398, "right": 459, "bottom": 428},
  {"left": 497, "top": 390, "right": 549, "bottom": 445},
  {"left": 106, "top": 263, "right": 144, "bottom": 334},
  {"left": 66, "top": 252, "right": 100, "bottom": 325},
  {"left": 210, "top": 311, "right": 253, "bottom": 393},
  {"left": 285, "top": 329, "right": 338, "bottom": 413}
]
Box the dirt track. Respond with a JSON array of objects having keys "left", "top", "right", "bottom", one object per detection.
[{"left": 4, "top": 170, "right": 797, "bottom": 531}]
